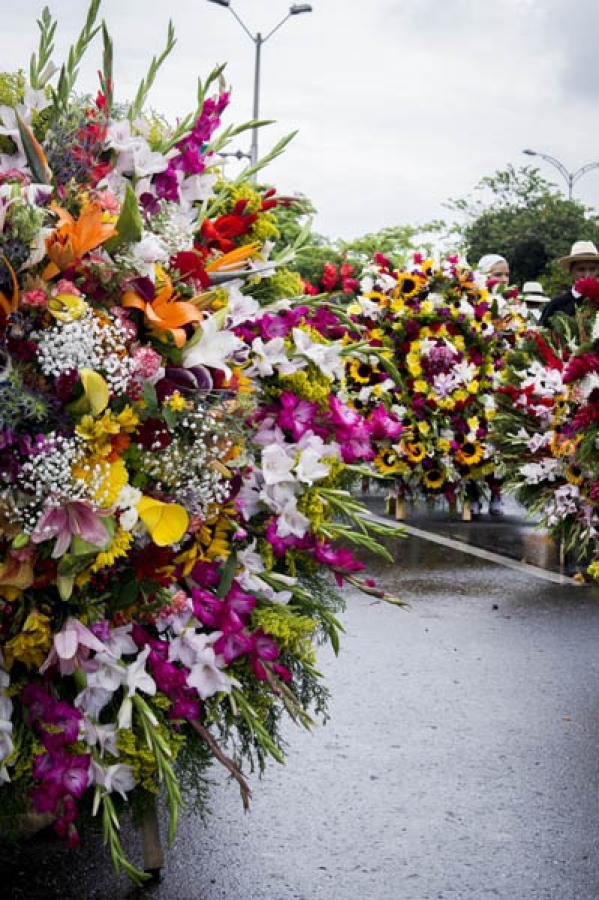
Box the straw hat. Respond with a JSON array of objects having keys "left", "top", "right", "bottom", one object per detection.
[
  {"left": 521, "top": 281, "right": 548, "bottom": 305},
  {"left": 557, "top": 240, "right": 599, "bottom": 269}
]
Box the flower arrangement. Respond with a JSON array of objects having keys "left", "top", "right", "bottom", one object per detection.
[
  {"left": 0, "top": 2, "right": 403, "bottom": 880},
  {"left": 341, "top": 253, "right": 504, "bottom": 507},
  {"left": 492, "top": 278, "right": 599, "bottom": 577}
]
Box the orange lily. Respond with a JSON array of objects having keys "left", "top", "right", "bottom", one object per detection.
[
  {"left": 122, "top": 272, "right": 203, "bottom": 347},
  {"left": 0, "top": 254, "right": 19, "bottom": 330},
  {"left": 43, "top": 202, "right": 118, "bottom": 279}
]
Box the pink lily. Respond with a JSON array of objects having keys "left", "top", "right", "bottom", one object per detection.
[
  {"left": 41, "top": 617, "right": 109, "bottom": 676},
  {"left": 31, "top": 500, "right": 110, "bottom": 558}
]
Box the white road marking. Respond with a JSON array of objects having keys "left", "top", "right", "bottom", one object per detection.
[{"left": 366, "top": 514, "right": 583, "bottom": 587}]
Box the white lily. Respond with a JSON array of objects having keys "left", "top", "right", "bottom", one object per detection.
[{"left": 182, "top": 315, "right": 244, "bottom": 378}]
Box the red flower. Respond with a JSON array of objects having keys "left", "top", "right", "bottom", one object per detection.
[
  {"left": 321, "top": 263, "right": 339, "bottom": 292},
  {"left": 563, "top": 352, "right": 599, "bottom": 384},
  {"left": 171, "top": 250, "right": 211, "bottom": 288},
  {"left": 575, "top": 277, "right": 599, "bottom": 302}
]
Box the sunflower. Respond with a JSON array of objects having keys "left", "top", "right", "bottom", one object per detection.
[
  {"left": 565, "top": 464, "right": 584, "bottom": 486},
  {"left": 348, "top": 357, "right": 380, "bottom": 385},
  {"left": 393, "top": 272, "right": 426, "bottom": 299},
  {"left": 405, "top": 441, "right": 427, "bottom": 463},
  {"left": 374, "top": 448, "right": 405, "bottom": 475},
  {"left": 455, "top": 441, "right": 484, "bottom": 466},
  {"left": 422, "top": 469, "right": 445, "bottom": 490}
]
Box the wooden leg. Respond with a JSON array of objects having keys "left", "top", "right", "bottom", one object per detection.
[
  {"left": 462, "top": 500, "right": 472, "bottom": 522},
  {"left": 559, "top": 538, "right": 566, "bottom": 572},
  {"left": 395, "top": 497, "right": 406, "bottom": 521},
  {"left": 361, "top": 476, "right": 369, "bottom": 494},
  {"left": 140, "top": 798, "right": 164, "bottom": 880}
]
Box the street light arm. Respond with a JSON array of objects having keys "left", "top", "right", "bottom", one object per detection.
[
  {"left": 571, "top": 161, "right": 599, "bottom": 184},
  {"left": 227, "top": 6, "right": 255, "bottom": 42},
  {"left": 531, "top": 151, "right": 570, "bottom": 184},
  {"left": 263, "top": 13, "right": 292, "bottom": 43}
]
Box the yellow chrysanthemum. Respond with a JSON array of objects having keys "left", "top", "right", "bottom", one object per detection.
[
  {"left": 406, "top": 352, "right": 422, "bottom": 377},
  {"left": 467, "top": 380, "right": 480, "bottom": 394},
  {"left": 437, "top": 438, "right": 451, "bottom": 453},
  {"left": 417, "top": 421, "right": 431, "bottom": 436},
  {"left": 4, "top": 611, "right": 52, "bottom": 670},
  {"left": 413, "top": 379, "right": 428, "bottom": 394},
  {"left": 168, "top": 391, "right": 188, "bottom": 412},
  {"left": 587, "top": 559, "right": 599, "bottom": 581}
]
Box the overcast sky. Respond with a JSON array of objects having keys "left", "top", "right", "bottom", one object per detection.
[{"left": 2, "top": 0, "right": 599, "bottom": 239}]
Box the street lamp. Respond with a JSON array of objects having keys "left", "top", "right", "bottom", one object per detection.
[
  {"left": 522, "top": 148, "right": 599, "bottom": 201},
  {"left": 207, "top": 0, "right": 312, "bottom": 179}
]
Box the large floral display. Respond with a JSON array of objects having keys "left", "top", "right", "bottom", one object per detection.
[
  {"left": 0, "top": 3, "right": 403, "bottom": 880},
  {"left": 340, "top": 253, "right": 508, "bottom": 510},
  {"left": 493, "top": 278, "right": 599, "bottom": 578}
]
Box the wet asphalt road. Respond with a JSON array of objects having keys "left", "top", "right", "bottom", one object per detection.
[{"left": 3, "top": 507, "right": 599, "bottom": 900}]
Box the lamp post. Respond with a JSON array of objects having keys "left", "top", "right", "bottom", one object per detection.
[
  {"left": 522, "top": 148, "right": 599, "bottom": 201},
  {"left": 207, "top": 1, "right": 312, "bottom": 180}
]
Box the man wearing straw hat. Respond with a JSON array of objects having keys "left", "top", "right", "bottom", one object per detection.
[
  {"left": 540, "top": 240, "right": 599, "bottom": 325},
  {"left": 521, "top": 281, "right": 549, "bottom": 321}
]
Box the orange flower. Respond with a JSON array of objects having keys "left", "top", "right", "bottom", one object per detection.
[
  {"left": 43, "top": 202, "right": 117, "bottom": 279},
  {"left": 205, "top": 242, "right": 261, "bottom": 274},
  {"left": 122, "top": 272, "right": 203, "bottom": 348}
]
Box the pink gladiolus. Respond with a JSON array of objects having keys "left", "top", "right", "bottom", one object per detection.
[
  {"left": 328, "top": 396, "right": 362, "bottom": 429},
  {"left": 277, "top": 392, "right": 318, "bottom": 440},
  {"left": 31, "top": 500, "right": 110, "bottom": 558},
  {"left": 368, "top": 405, "right": 403, "bottom": 440}
]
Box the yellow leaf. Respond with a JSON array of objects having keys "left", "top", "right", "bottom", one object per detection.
[{"left": 137, "top": 496, "right": 189, "bottom": 547}]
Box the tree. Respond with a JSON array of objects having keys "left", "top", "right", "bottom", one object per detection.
[{"left": 449, "top": 165, "right": 599, "bottom": 295}]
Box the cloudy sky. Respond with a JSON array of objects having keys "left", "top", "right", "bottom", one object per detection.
[{"left": 2, "top": 0, "right": 599, "bottom": 239}]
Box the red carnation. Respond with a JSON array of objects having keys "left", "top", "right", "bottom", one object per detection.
[
  {"left": 574, "top": 277, "right": 599, "bottom": 302},
  {"left": 321, "top": 263, "right": 339, "bottom": 292}
]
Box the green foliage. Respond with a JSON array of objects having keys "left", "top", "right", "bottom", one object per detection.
[
  {"left": 128, "top": 20, "right": 176, "bottom": 122},
  {"left": 29, "top": 6, "right": 57, "bottom": 89},
  {"left": 450, "top": 164, "right": 599, "bottom": 293}
]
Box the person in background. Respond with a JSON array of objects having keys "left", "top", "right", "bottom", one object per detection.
[
  {"left": 521, "top": 281, "right": 549, "bottom": 322},
  {"left": 540, "top": 240, "right": 599, "bottom": 325},
  {"left": 477, "top": 253, "right": 510, "bottom": 287}
]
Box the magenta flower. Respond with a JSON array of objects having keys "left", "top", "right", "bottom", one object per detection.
[
  {"left": 368, "top": 405, "right": 403, "bottom": 440},
  {"left": 31, "top": 500, "right": 110, "bottom": 558},
  {"left": 39, "top": 701, "right": 82, "bottom": 752},
  {"left": 337, "top": 422, "right": 375, "bottom": 463},
  {"left": 328, "top": 396, "right": 362, "bottom": 429},
  {"left": 277, "top": 392, "right": 318, "bottom": 440},
  {"left": 31, "top": 749, "right": 91, "bottom": 814},
  {"left": 249, "top": 630, "right": 291, "bottom": 682}
]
